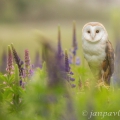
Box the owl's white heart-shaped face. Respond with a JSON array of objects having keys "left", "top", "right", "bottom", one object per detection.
[{"left": 82, "top": 22, "right": 108, "bottom": 43}]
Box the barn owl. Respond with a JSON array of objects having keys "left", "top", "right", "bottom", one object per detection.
[{"left": 82, "top": 22, "right": 114, "bottom": 85}]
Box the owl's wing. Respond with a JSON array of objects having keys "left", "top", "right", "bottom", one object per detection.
[{"left": 102, "top": 40, "right": 114, "bottom": 85}]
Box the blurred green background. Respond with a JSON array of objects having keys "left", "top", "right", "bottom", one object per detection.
[
  {"left": 0, "top": 1, "right": 120, "bottom": 120},
  {"left": 0, "top": 0, "right": 120, "bottom": 62}
]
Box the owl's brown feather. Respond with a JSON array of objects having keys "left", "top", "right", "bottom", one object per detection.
[{"left": 102, "top": 40, "right": 114, "bottom": 85}]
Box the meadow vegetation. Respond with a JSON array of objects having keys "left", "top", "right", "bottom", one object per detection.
[
  {"left": 0, "top": 1, "right": 120, "bottom": 120},
  {"left": 0, "top": 20, "right": 120, "bottom": 120}
]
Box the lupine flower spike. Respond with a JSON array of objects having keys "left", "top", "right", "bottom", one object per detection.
[
  {"left": 58, "top": 25, "right": 62, "bottom": 55},
  {"left": 11, "top": 44, "right": 24, "bottom": 85},
  {"left": 41, "top": 40, "right": 65, "bottom": 87},
  {"left": 69, "top": 21, "right": 80, "bottom": 65},
  {"left": 56, "top": 25, "right": 65, "bottom": 71},
  {"left": 58, "top": 25, "right": 64, "bottom": 59},
  {"left": 65, "top": 49, "right": 70, "bottom": 73},
  {"left": 65, "top": 49, "right": 75, "bottom": 88},
  {"left": 24, "top": 49, "right": 33, "bottom": 78},
  {"left": 72, "top": 21, "right": 77, "bottom": 64},
  {"left": 6, "top": 45, "right": 14, "bottom": 75}
]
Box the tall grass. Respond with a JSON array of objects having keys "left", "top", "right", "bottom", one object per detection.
[{"left": 0, "top": 17, "right": 120, "bottom": 120}]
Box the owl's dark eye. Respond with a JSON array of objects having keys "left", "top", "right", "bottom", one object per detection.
[
  {"left": 96, "top": 30, "right": 99, "bottom": 33},
  {"left": 87, "top": 31, "right": 90, "bottom": 33}
]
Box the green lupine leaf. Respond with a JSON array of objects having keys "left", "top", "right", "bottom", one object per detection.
[
  {"left": 0, "top": 75, "right": 8, "bottom": 82},
  {"left": 9, "top": 74, "right": 15, "bottom": 83},
  {"left": 2, "top": 88, "right": 13, "bottom": 101},
  {"left": 14, "top": 64, "right": 19, "bottom": 86}
]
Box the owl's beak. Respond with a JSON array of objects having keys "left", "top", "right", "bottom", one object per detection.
[{"left": 91, "top": 33, "right": 95, "bottom": 40}]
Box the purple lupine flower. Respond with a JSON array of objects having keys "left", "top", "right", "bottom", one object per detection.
[
  {"left": 68, "top": 21, "right": 80, "bottom": 66},
  {"left": 69, "top": 71, "right": 74, "bottom": 75},
  {"left": 65, "top": 49, "right": 70, "bottom": 73},
  {"left": 71, "top": 84, "right": 76, "bottom": 88},
  {"left": 34, "top": 51, "right": 42, "bottom": 69},
  {"left": 40, "top": 40, "right": 77, "bottom": 120},
  {"left": 25, "top": 49, "right": 30, "bottom": 77},
  {"left": 20, "top": 80, "right": 22, "bottom": 86},
  {"left": 24, "top": 49, "right": 33, "bottom": 78},
  {"left": 68, "top": 54, "right": 73, "bottom": 64},
  {"left": 58, "top": 25, "right": 62, "bottom": 56},
  {"left": 56, "top": 25, "right": 65, "bottom": 72},
  {"left": 69, "top": 48, "right": 81, "bottom": 66},
  {"left": 70, "top": 77, "right": 75, "bottom": 81},
  {"left": 76, "top": 57, "right": 80, "bottom": 65},
  {"left": 57, "top": 25, "right": 64, "bottom": 59},
  {"left": 29, "top": 69, "right": 34, "bottom": 76},
  {"left": 0, "top": 50, "right": 7, "bottom": 73},
  {"left": 72, "top": 21, "right": 78, "bottom": 56},
  {"left": 6, "top": 45, "right": 14, "bottom": 75},
  {"left": 69, "top": 55, "right": 81, "bottom": 66},
  {"left": 65, "top": 49, "right": 75, "bottom": 87},
  {"left": 41, "top": 41, "right": 65, "bottom": 87},
  {"left": 11, "top": 44, "right": 24, "bottom": 78}
]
